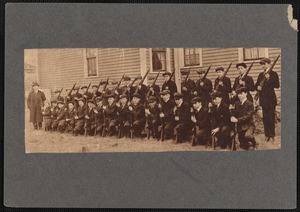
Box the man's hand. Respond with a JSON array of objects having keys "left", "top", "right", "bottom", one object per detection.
[
  {"left": 229, "top": 104, "right": 235, "bottom": 110},
  {"left": 174, "top": 116, "right": 179, "bottom": 121},
  {"left": 85, "top": 115, "right": 89, "bottom": 119},
  {"left": 231, "top": 90, "right": 236, "bottom": 96},
  {"left": 239, "top": 80, "right": 245, "bottom": 86},
  {"left": 218, "top": 81, "right": 223, "bottom": 86},
  {"left": 159, "top": 113, "right": 164, "bottom": 118},
  {"left": 102, "top": 106, "right": 107, "bottom": 110},
  {"left": 158, "top": 103, "right": 162, "bottom": 108},
  {"left": 128, "top": 106, "right": 133, "bottom": 111},
  {"left": 50, "top": 108, "right": 53, "bottom": 112},
  {"left": 193, "top": 91, "right": 198, "bottom": 95},
  {"left": 182, "top": 86, "right": 187, "bottom": 91},
  {"left": 265, "top": 73, "right": 270, "bottom": 80},
  {"left": 116, "top": 102, "right": 120, "bottom": 107},
  {"left": 211, "top": 127, "right": 220, "bottom": 135},
  {"left": 93, "top": 109, "right": 98, "bottom": 114},
  {"left": 257, "top": 86, "right": 262, "bottom": 91},
  {"left": 230, "top": 116, "right": 238, "bottom": 123},
  {"left": 191, "top": 116, "right": 197, "bottom": 123},
  {"left": 145, "top": 109, "right": 150, "bottom": 115},
  {"left": 75, "top": 116, "right": 79, "bottom": 120},
  {"left": 208, "top": 102, "right": 213, "bottom": 108},
  {"left": 200, "top": 82, "right": 204, "bottom": 86},
  {"left": 138, "top": 85, "right": 142, "bottom": 89}
]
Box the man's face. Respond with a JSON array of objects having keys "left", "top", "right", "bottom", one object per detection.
[
  {"left": 217, "top": 70, "right": 223, "bottom": 78},
  {"left": 148, "top": 79, "right": 154, "bottom": 85},
  {"left": 108, "top": 97, "right": 114, "bottom": 105},
  {"left": 164, "top": 75, "right": 170, "bottom": 81},
  {"left": 213, "top": 97, "right": 222, "bottom": 105},
  {"left": 181, "top": 74, "right": 186, "bottom": 81},
  {"left": 193, "top": 102, "right": 201, "bottom": 109},
  {"left": 175, "top": 98, "right": 182, "bottom": 106},
  {"left": 52, "top": 103, "right": 57, "bottom": 107},
  {"left": 82, "top": 88, "right": 87, "bottom": 93},
  {"left": 58, "top": 103, "right": 64, "bottom": 108},
  {"left": 78, "top": 101, "right": 84, "bottom": 107},
  {"left": 162, "top": 94, "right": 170, "bottom": 102},
  {"left": 149, "top": 102, "right": 156, "bottom": 108},
  {"left": 261, "top": 63, "right": 270, "bottom": 70},
  {"left": 92, "top": 87, "right": 98, "bottom": 92},
  {"left": 132, "top": 97, "right": 140, "bottom": 105},
  {"left": 68, "top": 103, "right": 74, "bottom": 110},
  {"left": 237, "top": 66, "right": 246, "bottom": 75},
  {"left": 120, "top": 98, "right": 127, "bottom": 104},
  {"left": 238, "top": 92, "right": 247, "bottom": 101},
  {"left": 97, "top": 101, "right": 103, "bottom": 107},
  {"left": 198, "top": 73, "right": 204, "bottom": 79},
  {"left": 33, "top": 85, "right": 39, "bottom": 91},
  {"left": 88, "top": 102, "right": 94, "bottom": 108}
]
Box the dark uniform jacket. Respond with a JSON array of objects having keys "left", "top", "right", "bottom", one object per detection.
[
  {"left": 117, "top": 104, "right": 130, "bottom": 124},
  {"left": 233, "top": 75, "right": 255, "bottom": 102},
  {"left": 161, "top": 99, "right": 175, "bottom": 123},
  {"left": 162, "top": 80, "right": 177, "bottom": 98},
  {"left": 82, "top": 91, "right": 93, "bottom": 100},
  {"left": 42, "top": 107, "right": 52, "bottom": 119},
  {"left": 193, "top": 106, "right": 210, "bottom": 130},
  {"left": 174, "top": 102, "right": 191, "bottom": 125},
  {"left": 91, "top": 91, "right": 101, "bottom": 100},
  {"left": 65, "top": 108, "right": 76, "bottom": 121},
  {"left": 214, "top": 76, "right": 232, "bottom": 105},
  {"left": 146, "top": 105, "right": 160, "bottom": 122},
  {"left": 76, "top": 105, "right": 87, "bottom": 120},
  {"left": 56, "top": 107, "right": 66, "bottom": 121},
  {"left": 181, "top": 78, "right": 195, "bottom": 104},
  {"left": 56, "top": 96, "right": 65, "bottom": 102},
  {"left": 51, "top": 106, "right": 59, "bottom": 120},
  {"left": 210, "top": 102, "right": 231, "bottom": 130},
  {"left": 131, "top": 103, "right": 146, "bottom": 122},
  {"left": 27, "top": 90, "right": 46, "bottom": 122},
  {"left": 255, "top": 70, "right": 280, "bottom": 107},
  {"left": 85, "top": 107, "right": 96, "bottom": 123},
  {"left": 233, "top": 99, "right": 255, "bottom": 131},
  {"left": 94, "top": 106, "right": 104, "bottom": 124},
  {"left": 104, "top": 103, "right": 118, "bottom": 121},
  {"left": 130, "top": 84, "right": 148, "bottom": 103},
  {"left": 194, "top": 78, "right": 213, "bottom": 103},
  {"left": 146, "top": 84, "right": 160, "bottom": 101}
]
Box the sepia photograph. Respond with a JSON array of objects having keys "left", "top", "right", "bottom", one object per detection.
[{"left": 24, "top": 48, "right": 281, "bottom": 153}]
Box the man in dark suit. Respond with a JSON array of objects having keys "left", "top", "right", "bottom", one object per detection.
[
  {"left": 103, "top": 94, "right": 118, "bottom": 136},
  {"left": 210, "top": 91, "right": 232, "bottom": 149},
  {"left": 27, "top": 82, "right": 46, "bottom": 130},
  {"left": 255, "top": 58, "right": 280, "bottom": 142},
  {"left": 161, "top": 72, "right": 177, "bottom": 99},
  {"left": 54, "top": 89, "right": 65, "bottom": 102},
  {"left": 159, "top": 90, "right": 175, "bottom": 140},
  {"left": 180, "top": 69, "right": 195, "bottom": 105},
  {"left": 146, "top": 76, "right": 160, "bottom": 101},
  {"left": 52, "top": 100, "right": 66, "bottom": 133},
  {"left": 230, "top": 87, "right": 257, "bottom": 150},
  {"left": 173, "top": 92, "right": 192, "bottom": 143},
  {"left": 128, "top": 93, "right": 146, "bottom": 138},
  {"left": 214, "top": 67, "right": 232, "bottom": 105},
  {"left": 131, "top": 75, "right": 148, "bottom": 104},
  {"left": 193, "top": 69, "right": 213, "bottom": 109},
  {"left": 145, "top": 96, "right": 161, "bottom": 139},
  {"left": 91, "top": 85, "right": 102, "bottom": 100},
  {"left": 73, "top": 98, "right": 86, "bottom": 136},
  {"left": 116, "top": 94, "right": 131, "bottom": 138},
  {"left": 231, "top": 62, "right": 255, "bottom": 103},
  {"left": 81, "top": 85, "right": 93, "bottom": 100},
  {"left": 191, "top": 97, "right": 210, "bottom": 146}
]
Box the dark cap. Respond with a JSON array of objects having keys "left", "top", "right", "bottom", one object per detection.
[
  {"left": 215, "top": 67, "right": 224, "bottom": 72},
  {"left": 57, "top": 100, "right": 64, "bottom": 105},
  {"left": 148, "top": 76, "right": 155, "bottom": 80},
  {"left": 92, "top": 85, "right": 98, "bottom": 88},
  {"left": 196, "top": 69, "right": 206, "bottom": 75},
  {"left": 174, "top": 92, "right": 184, "bottom": 99},
  {"left": 106, "top": 94, "right": 115, "bottom": 99},
  {"left": 161, "top": 90, "right": 171, "bottom": 95},
  {"left": 32, "top": 82, "right": 39, "bottom": 87},
  {"left": 211, "top": 91, "right": 222, "bottom": 99},
  {"left": 135, "top": 75, "right": 142, "bottom": 80},
  {"left": 180, "top": 69, "right": 189, "bottom": 75},
  {"left": 236, "top": 62, "right": 247, "bottom": 69},
  {"left": 132, "top": 93, "right": 141, "bottom": 99},
  {"left": 148, "top": 96, "right": 157, "bottom": 103},
  {"left": 110, "top": 81, "right": 118, "bottom": 85},
  {"left": 54, "top": 89, "right": 62, "bottom": 93},
  {"left": 162, "top": 72, "right": 171, "bottom": 76},
  {"left": 87, "top": 99, "right": 95, "bottom": 104},
  {"left": 95, "top": 96, "right": 102, "bottom": 102},
  {"left": 51, "top": 100, "right": 57, "bottom": 104},
  {"left": 236, "top": 86, "right": 248, "bottom": 94},
  {"left": 191, "top": 97, "right": 202, "bottom": 104},
  {"left": 100, "top": 81, "right": 107, "bottom": 85},
  {"left": 123, "top": 76, "right": 131, "bottom": 81},
  {"left": 81, "top": 86, "right": 88, "bottom": 89},
  {"left": 259, "top": 58, "right": 271, "bottom": 64},
  {"left": 119, "top": 94, "right": 127, "bottom": 99}
]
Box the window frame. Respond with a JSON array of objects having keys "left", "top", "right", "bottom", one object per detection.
[
  {"left": 238, "top": 48, "right": 269, "bottom": 63},
  {"left": 183, "top": 48, "right": 201, "bottom": 67},
  {"left": 83, "top": 48, "right": 99, "bottom": 78},
  {"left": 149, "top": 48, "right": 171, "bottom": 73}
]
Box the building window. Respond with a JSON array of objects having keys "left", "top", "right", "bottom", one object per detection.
[
  {"left": 184, "top": 48, "right": 200, "bottom": 66},
  {"left": 85, "top": 48, "right": 98, "bottom": 77},
  {"left": 243, "top": 48, "right": 267, "bottom": 61},
  {"left": 152, "top": 48, "right": 166, "bottom": 72}
]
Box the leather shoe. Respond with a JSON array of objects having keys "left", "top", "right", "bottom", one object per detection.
[
  {"left": 265, "top": 136, "right": 269, "bottom": 142},
  {"left": 269, "top": 137, "right": 274, "bottom": 142}
]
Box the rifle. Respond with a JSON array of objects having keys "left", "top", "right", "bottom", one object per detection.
[
  {"left": 112, "top": 74, "right": 125, "bottom": 94},
  {"left": 66, "top": 83, "right": 77, "bottom": 99},
  {"left": 183, "top": 69, "right": 190, "bottom": 84},
  {"left": 146, "top": 71, "right": 161, "bottom": 98},
  {"left": 84, "top": 83, "right": 92, "bottom": 136},
  {"left": 229, "top": 105, "right": 238, "bottom": 151},
  {"left": 201, "top": 64, "right": 212, "bottom": 82},
  {"left": 135, "top": 68, "right": 150, "bottom": 93},
  {"left": 235, "top": 61, "right": 255, "bottom": 91},
  {"left": 190, "top": 107, "right": 197, "bottom": 146},
  {"left": 129, "top": 102, "right": 134, "bottom": 139},
  {"left": 126, "top": 78, "right": 137, "bottom": 100},
  {"left": 159, "top": 96, "right": 164, "bottom": 141},
  {"left": 168, "top": 70, "right": 175, "bottom": 83},
  {"left": 254, "top": 54, "right": 281, "bottom": 101},
  {"left": 215, "top": 61, "right": 233, "bottom": 91},
  {"left": 100, "top": 77, "right": 110, "bottom": 97},
  {"left": 57, "top": 87, "right": 64, "bottom": 100}
]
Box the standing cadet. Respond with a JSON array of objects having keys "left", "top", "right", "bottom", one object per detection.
[
  {"left": 161, "top": 72, "right": 177, "bottom": 99},
  {"left": 51, "top": 100, "right": 66, "bottom": 133},
  {"left": 255, "top": 58, "right": 280, "bottom": 142},
  {"left": 145, "top": 96, "right": 161, "bottom": 139},
  {"left": 230, "top": 87, "right": 257, "bottom": 150},
  {"left": 190, "top": 97, "right": 210, "bottom": 146},
  {"left": 180, "top": 69, "right": 195, "bottom": 105},
  {"left": 146, "top": 75, "right": 160, "bottom": 101},
  {"left": 116, "top": 94, "right": 131, "bottom": 138},
  {"left": 231, "top": 62, "right": 255, "bottom": 103},
  {"left": 210, "top": 91, "right": 232, "bottom": 149},
  {"left": 65, "top": 101, "right": 76, "bottom": 133},
  {"left": 54, "top": 89, "right": 65, "bottom": 102},
  {"left": 194, "top": 69, "right": 213, "bottom": 109},
  {"left": 159, "top": 90, "right": 175, "bottom": 140},
  {"left": 73, "top": 98, "right": 86, "bottom": 136},
  {"left": 131, "top": 75, "right": 148, "bottom": 104},
  {"left": 128, "top": 93, "right": 146, "bottom": 138},
  {"left": 81, "top": 85, "right": 93, "bottom": 100},
  {"left": 173, "top": 92, "right": 191, "bottom": 143},
  {"left": 42, "top": 101, "right": 52, "bottom": 131},
  {"left": 91, "top": 85, "right": 101, "bottom": 100},
  {"left": 118, "top": 75, "right": 131, "bottom": 97},
  {"left": 93, "top": 97, "right": 104, "bottom": 136},
  {"left": 103, "top": 94, "right": 118, "bottom": 136},
  {"left": 27, "top": 82, "right": 46, "bottom": 130},
  {"left": 214, "top": 67, "right": 232, "bottom": 105},
  {"left": 84, "top": 99, "right": 96, "bottom": 136}
]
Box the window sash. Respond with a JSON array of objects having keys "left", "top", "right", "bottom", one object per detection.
[
  {"left": 243, "top": 48, "right": 266, "bottom": 61},
  {"left": 152, "top": 49, "right": 166, "bottom": 72},
  {"left": 87, "top": 57, "right": 97, "bottom": 76},
  {"left": 184, "top": 48, "right": 200, "bottom": 66}
]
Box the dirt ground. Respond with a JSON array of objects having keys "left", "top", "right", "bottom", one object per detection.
[{"left": 25, "top": 110, "right": 281, "bottom": 153}]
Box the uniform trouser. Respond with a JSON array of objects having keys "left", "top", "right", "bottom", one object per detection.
[
  {"left": 74, "top": 119, "right": 84, "bottom": 134},
  {"left": 85, "top": 121, "right": 96, "bottom": 136},
  {"left": 57, "top": 120, "right": 66, "bottom": 133},
  {"left": 44, "top": 118, "right": 52, "bottom": 131},
  {"left": 195, "top": 128, "right": 210, "bottom": 145},
  {"left": 65, "top": 120, "right": 75, "bottom": 132},
  {"left": 132, "top": 120, "right": 146, "bottom": 137},
  {"left": 119, "top": 121, "right": 131, "bottom": 137},
  {"left": 262, "top": 103, "right": 276, "bottom": 137},
  {"left": 164, "top": 121, "right": 174, "bottom": 139},
  {"left": 238, "top": 125, "right": 256, "bottom": 149},
  {"left": 95, "top": 122, "right": 104, "bottom": 135},
  {"left": 147, "top": 119, "right": 160, "bottom": 138},
  {"left": 104, "top": 119, "right": 118, "bottom": 135},
  {"left": 174, "top": 123, "right": 191, "bottom": 141},
  {"left": 215, "top": 125, "right": 231, "bottom": 149}
]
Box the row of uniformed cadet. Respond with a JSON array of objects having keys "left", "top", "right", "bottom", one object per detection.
[{"left": 38, "top": 57, "right": 280, "bottom": 150}]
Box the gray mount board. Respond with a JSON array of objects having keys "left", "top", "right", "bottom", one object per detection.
[{"left": 4, "top": 3, "right": 297, "bottom": 209}]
